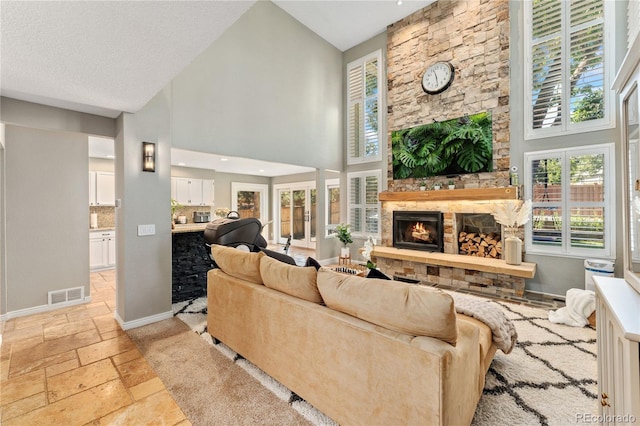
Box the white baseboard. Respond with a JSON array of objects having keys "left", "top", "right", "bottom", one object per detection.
[
  {"left": 0, "top": 296, "right": 92, "bottom": 322},
  {"left": 114, "top": 310, "right": 174, "bottom": 331}
]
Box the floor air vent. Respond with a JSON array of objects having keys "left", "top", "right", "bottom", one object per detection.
[{"left": 48, "top": 287, "right": 84, "bottom": 306}]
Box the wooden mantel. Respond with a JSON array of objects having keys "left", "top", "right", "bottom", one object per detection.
[
  {"left": 371, "top": 246, "right": 536, "bottom": 279},
  {"left": 379, "top": 187, "right": 518, "bottom": 202}
]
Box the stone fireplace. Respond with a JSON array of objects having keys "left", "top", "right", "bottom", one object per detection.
[{"left": 375, "top": 189, "right": 532, "bottom": 297}]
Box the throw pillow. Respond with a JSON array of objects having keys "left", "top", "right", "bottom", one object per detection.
[
  {"left": 259, "top": 247, "right": 297, "bottom": 265},
  {"left": 366, "top": 268, "right": 391, "bottom": 280},
  {"left": 304, "top": 256, "right": 322, "bottom": 270},
  {"left": 317, "top": 268, "right": 457, "bottom": 345},
  {"left": 211, "top": 244, "right": 264, "bottom": 285},
  {"left": 260, "top": 256, "right": 323, "bottom": 304}
]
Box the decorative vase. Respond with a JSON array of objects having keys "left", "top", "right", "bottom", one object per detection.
[
  {"left": 503, "top": 226, "right": 522, "bottom": 265},
  {"left": 340, "top": 246, "right": 350, "bottom": 257}
]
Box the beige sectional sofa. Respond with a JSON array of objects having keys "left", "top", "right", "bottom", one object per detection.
[{"left": 207, "top": 244, "right": 497, "bottom": 426}]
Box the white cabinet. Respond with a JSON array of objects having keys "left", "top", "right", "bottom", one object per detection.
[
  {"left": 96, "top": 172, "right": 115, "bottom": 206},
  {"left": 90, "top": 230, "right": 116, "bottom": 270},
  {"left": 89, "top": 172, "right": 97, "bottom": 206},
  {"left": 202, "top": 179, "right": 215, "bottom": 206},
  {"left": 595, "top": 277, "right": 640, "bottom": 424},
  {"left": 171, "top": 177, "right": 214, "bottom": 206},
  {"left": 89, "top": 171, "right": 115, "bottom": 206}
]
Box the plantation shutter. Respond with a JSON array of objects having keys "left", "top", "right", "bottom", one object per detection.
[
  {"left": 348, "top": 65, "right": 363, "bottom": 160},
  {"left": 347, "top": 50, "right": 381, "bottom": 164},
  {"left": 348, "top": 170, "right": 381, "bottom": 237},
  {"left": 527, "top": 0, "right": 610, "bottom": 138},
  {"left": 531, "top": 0, "right": 563, "bottom": 130},
  {"left": 568, "top": 0, "right": 604, "bottom": 124},
  {"left": 568, "top": 152, "right": 605, "bottom": 249},
  {"left": 525, "top": 144, "right": 613, "bottom": 257},
  {"left": 530, "top": 155, "right": 564, "bottom": 252},
  {"left": 349, "top": 175, "right": 362, "bottom": 233},
  {"left": 365, "top": 175, "right": 380, "bottom": 234}
]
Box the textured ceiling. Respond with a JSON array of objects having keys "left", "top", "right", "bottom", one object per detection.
[
  {"left": 0, "top": 0, "right": 434, "bottom": 118},
  {"left": 0, "top": 0, "right": 255, "bottom": 118}
]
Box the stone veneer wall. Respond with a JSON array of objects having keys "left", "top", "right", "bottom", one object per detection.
[
  {"left": 375, "top": 256, "right": 526, "bottom": 297},
  {"left": 386, "top": 0, "right": 510, "bottom": 191}
]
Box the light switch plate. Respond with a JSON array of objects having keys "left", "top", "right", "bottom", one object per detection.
[{"left": 137, "top": 224, "right": 155, "bottom": 236}]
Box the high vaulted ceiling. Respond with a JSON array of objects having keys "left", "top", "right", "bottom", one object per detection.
[{"left": 0, "top": 0, "right": 434, "bottom": 118}]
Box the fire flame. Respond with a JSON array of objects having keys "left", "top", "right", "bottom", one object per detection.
[{"left": 412, "top": 222, "right": 427, "bottom": 233}]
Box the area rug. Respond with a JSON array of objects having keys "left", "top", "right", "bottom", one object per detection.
[{"left": 172, "top": 297, "right": 598, "bottom": 426}]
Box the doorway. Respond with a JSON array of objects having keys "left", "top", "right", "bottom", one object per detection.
[
  {"left": 274, "top": 182, "right": 316, "bottom": 249},
  {"left": 231, "top": 182, "right": 269, "bottom": 240}
]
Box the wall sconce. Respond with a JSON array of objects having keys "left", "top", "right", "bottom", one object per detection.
[{"left": 142, "top": 142, "right": 156, "bottom": 172}]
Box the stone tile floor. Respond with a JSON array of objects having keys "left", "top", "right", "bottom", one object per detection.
[
  {"left": 0, "top": 262, "right": 564, "bottom": 425},
  {"left": 0, "top": 269, "right": 189, "bottom": 426}
]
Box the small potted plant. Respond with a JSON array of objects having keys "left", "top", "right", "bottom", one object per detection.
[
  {"left": 433, "top": 182, "right": 442, "bottom": 190},
  {"left": 335, "top": 223, "right": 353, "bottom": 257},
  {"left": 419, "top": 178, "right": 427, "bottom": 191},
  {"left": 448, "top": 179, "right": 455, "bottom": 190},
  {"left": 171, "top": 198, "right": 184, "bottom": 228}
]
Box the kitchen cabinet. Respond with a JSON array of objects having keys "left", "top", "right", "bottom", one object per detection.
[
  {"left": 595, "top": 277, "right": 640, "bottom": 424},
  {"left": 171, "top": 177, "right": 214, "bottom": 206},
  {"left": 89, "top": 171, "right": 115, "bottom": 206},
  {"left": 90, "top": 230, "right": 116, "bottom": 270},
  {"left": 89, "top": 172, "right": 97, "bottom": 206},
  {"left": 202, "top": 179, "right": 215, "bottom": 206}
]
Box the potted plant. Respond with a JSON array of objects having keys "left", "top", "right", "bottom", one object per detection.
[
  {"left": 419, "top": 178, "right": 427, "bottom": 191},
  {"left": 171, "top": 198, "right": 184, "bottom": 228},
  {"left": 448, "top": 179, "right": 455, "bottom": 190},
  {"left": 335, "top": 223, "right": 353, "bottom": 257},
  {"left": 433, "top": 182, "right": 442, "bottom": 190}
]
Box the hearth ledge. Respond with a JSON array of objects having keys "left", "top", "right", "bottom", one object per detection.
[{"left": 371, "top": 246, "right": 536, "bottom": 279}]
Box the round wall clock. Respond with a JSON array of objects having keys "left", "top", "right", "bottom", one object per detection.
[{"left": 421, "top": 61, "right": 455, "bottom": 95}]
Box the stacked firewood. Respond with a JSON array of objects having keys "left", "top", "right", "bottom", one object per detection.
[{"left": 458, "top": 231, "right": 502, "bottom": 259}]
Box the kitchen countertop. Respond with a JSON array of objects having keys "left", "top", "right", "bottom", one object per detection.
[{"left": 172, "top": 223, "right": 208, "bottom": 234}]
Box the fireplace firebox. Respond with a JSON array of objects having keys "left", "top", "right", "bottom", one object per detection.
[{"left": 393, "top": 211, "right": 443, "bottom": 252}]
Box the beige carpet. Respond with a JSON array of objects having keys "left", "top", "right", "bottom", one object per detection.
[
  {"left": 127, "top": 317, "right": 312, "bottom": 426},
  {"left": 131, "top": 297, "right": 598, "bottom": 426}
]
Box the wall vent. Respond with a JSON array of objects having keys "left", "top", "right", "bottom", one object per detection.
[{"left": 48, "top": 287, "right": 84, "bottom": 306}]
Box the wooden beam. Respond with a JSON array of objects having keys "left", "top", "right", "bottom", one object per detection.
[
  {"left": 371, "top": 246, "right": 536, "bottom": 279},
  {"left": 379, "top": 187, "right": 519, "bottom": 202}
]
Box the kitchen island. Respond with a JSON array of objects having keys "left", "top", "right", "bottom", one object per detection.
[{"left": 172, "top": 223, "right": 211, "bottom": 302}]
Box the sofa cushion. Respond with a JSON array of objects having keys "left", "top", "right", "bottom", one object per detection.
[
  {"left": 211, "top": 244, "right": 264, "bottom": 285},
  {"left": 317, "top": 268, "right": 457, "bottom": 345},
  {"left": 259, "top": 247, "right": 297, "bottom": 265},
  {"left": 260, "top": 256, "right": 323, "bottom": 304}
]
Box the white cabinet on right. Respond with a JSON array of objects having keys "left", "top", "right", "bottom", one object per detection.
[{"left": 595, "top": 277, "right": 640, "bottom": 425}]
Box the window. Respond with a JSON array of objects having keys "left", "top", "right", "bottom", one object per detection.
[
  {"left": 524, "top": 143, "right": 614, "bottom": 258},
  {"left": 347, "top": 170, "right": 381, "bottom": 238},
  {"left": 347, "top": 50, "right": 382, "bottom": 164},
  {"left": 525, "top": 0, "right": 613, "bottom": 139},
  {"left": 325, "top": 179, "right": 341, "bottom": 237}
]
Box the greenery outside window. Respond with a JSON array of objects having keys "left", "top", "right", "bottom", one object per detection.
[
  {"left": 347, "top": 170, "right": 381, "bottom": 238},
  {"left": 347, "top": 50, "right": 382, "bottom": 164},
  {"left": 524, "top": 0, "right": 613, "bottom": 139},
  {"left": 524, "top": 143, "right": 614, "bottom": 258},
  {"left": 325, "top": 178, "right": 340, "bottom": 237}
]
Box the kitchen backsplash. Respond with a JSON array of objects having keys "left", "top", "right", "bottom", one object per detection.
[
  {"left": 173, "top": 206, "right": 213, "bottom": 224},
  {"left": 90, "top": 205, "right": 214, "bottom": 229},
  {"left": 89, "top": 206, "right": 115, "bottom": 228}
]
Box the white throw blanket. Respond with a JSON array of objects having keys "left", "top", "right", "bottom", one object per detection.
[
  {"left": 445, "top": 291, "right": 518, "bottom": 354},
  {"left": 548, "top": 288, "right": 595, "bottom": 327}
]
